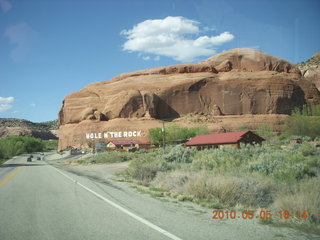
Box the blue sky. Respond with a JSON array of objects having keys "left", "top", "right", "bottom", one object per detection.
[{"left": 0, "top": 0, "right": 319, "bottom": 122}]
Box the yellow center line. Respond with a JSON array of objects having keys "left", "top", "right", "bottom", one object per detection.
[{"left": 0, "top": 166, "right": 24, "bottom": 186}]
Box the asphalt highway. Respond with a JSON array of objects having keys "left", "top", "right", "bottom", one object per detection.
[{"left": 0, "top": 153, "right": 318, "bottom": 240}]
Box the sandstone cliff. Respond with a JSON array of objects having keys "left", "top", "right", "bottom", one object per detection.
[
  {"left": 297, "top": 51, "right": 320, "bottom": 91},
  {"left": 58, "top": 48, "right": 320, "bottom": 150}
]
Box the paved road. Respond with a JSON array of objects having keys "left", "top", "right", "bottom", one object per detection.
[{"left": 0, "top": 153, "right": 318, "bottom": 240}]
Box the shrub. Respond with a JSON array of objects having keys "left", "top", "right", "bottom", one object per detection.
[
  {"left": 186, "top": 174, "right": 273, "bottom": 207},
  {"left": 246, "top": 144, "right": 319, "bottom": 181},
  {"left": 297, "top": 143, "right": 317, "bottom": 157},
  {"left": 184, "top": 172, "right": 275, "bottom": 208},
  {"left": 125, "top": 152, "right": 166, "bottom": 185},
  {"left": 151, "top": 170, "right": 275, "bottom": 208},
  {"left": 271, "top": 176, "right": 320, "bottom": 234},
  {"left": 152, "top": 171, "right": 189, "bottom": 193},
  {"left": 83, "top": 151, "right": 134, "bottom": 164},
  {"left": 248, "top": 152, "right": 286, "bottom": 175},
  {"left": 192, "top": 144, "right": 270, "bottom": 172},
  {"left": 163, "top": 145, "right": 196, "bottom": 163}
]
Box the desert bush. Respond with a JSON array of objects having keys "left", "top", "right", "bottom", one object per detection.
[
  {"left": 119, "top": 137, "right": 319, "bottom": 234},
  {"left": 192, "top": 144, "right": 272, "bottom": 172},
  {"left": 192, "top": 146, "right": 241, "bottom": 172},
  {"left": 163, "top": 145, "right": 196, "bottom": 163},
  {"left": 125, "top": 152, "right": 167, "bottom": 185},
  {"left": 247, "top": 143, "right": 319, "bottom": 181},
  {"left": 271, "top": 176, "right": 320, "bottom": 234},
  {"left": 191, "top": 150, "right": 217, "bottom": 170},
  {"left": 297, "top": 143, "right": 318, "bottom": 156},
  {"left": 152, "top": 171, "right": 189, "bottom": 193},
  {"left": 184, "top": 172, "right": 275, "bottom": 208},
  {"left": 248, "top": 152, "right": 287, "bottom": 175},
  {"left": 84, "top": 151, "right": 134, "bottom": 164}
]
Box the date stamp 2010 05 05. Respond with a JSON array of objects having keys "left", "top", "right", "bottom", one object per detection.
[{"left": 212, "top": 210, "right": 310, "bottom": 220}]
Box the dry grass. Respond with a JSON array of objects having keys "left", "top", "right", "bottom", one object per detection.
[
  {"left": 271, "top": 176, "right": 320, "bottom": 234},
  {"left": 151, "top": 170, "right": 275, "bottom": 208},
  {"left": 152, "top": 171, "right": 189, "bottom": 193},
  {"left": 185, "top": 172, "right": 275, "bottom": 208}
]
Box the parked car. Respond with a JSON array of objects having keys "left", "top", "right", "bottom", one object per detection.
[
  {"left": 27, "top": 157, "right": 32, "bottom": 162},
  {"left": 37, "top": 157, "right": 41, "bottom": 160}
]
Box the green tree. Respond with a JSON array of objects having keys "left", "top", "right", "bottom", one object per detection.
[
  {"left": 283, "top": 105, "right": 320, "bottom": 139},
  {"left": 149, "top": 124, "right": 209, "bottom": 145},
  {"left": 0, "top": 136, "right": 46, "bottom": 160}
]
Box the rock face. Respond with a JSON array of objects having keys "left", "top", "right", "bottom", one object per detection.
[
  {"left": 0, "top": 119, "right": 59, "bottom": 140},
  {"left": 58, "top": 48, "right": 320, "bottom": 150},
  {"left": 298, "top": 51, "right": 320, "bottom": 91}
]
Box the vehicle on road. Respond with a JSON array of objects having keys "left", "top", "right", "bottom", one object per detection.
[
  {"left": 27, "top": 157, "right": 32, "bottom": 162},
  {"left": 37, "top": 157, "right": 41, "bottom": 160}
]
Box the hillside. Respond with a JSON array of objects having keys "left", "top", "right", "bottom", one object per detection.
[
  {"left": 297, "top": 51, "right": 320, "bottom": 91},
  {"left": 0, "top": 118, "right": 59, "bottom": 140}
]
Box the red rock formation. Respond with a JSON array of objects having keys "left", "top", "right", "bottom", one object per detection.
[{"left": 58, "top": 48, "right": 320, "bottom": 150}]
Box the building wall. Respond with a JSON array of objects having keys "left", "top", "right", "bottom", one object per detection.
[
  {"left": 194, "top": 142, "right": 240, "bottom": 150},
  {"left": 107, "top": 142, "right": 117, "bottom": 149}
]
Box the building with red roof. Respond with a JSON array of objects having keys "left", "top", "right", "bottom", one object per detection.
[
  {"left": 106, "top": 140, "right": 153, "bottom": 151},
  {"left": 185, "top": 130, "right": 264, "bottom": 150}
]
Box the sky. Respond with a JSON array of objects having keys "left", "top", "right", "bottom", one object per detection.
[{"left": 0, "top": 0, "right": 319, "bottom": 122}]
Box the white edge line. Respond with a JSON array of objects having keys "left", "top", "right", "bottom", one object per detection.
[{"left": 52, "top": 166, "right": 183, "bottom": 240}]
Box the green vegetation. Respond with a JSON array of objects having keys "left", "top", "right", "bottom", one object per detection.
[
  {"left": 0, "top": 136, "right": 57, "bottom": 164},
  {"left": 79, "top": 104, "right": 320, "bottom": 233},
  {"left": 43, "top": 139, "right": 58, "bottom": 151},
  {"left": 283, "top": 105, "right": 320, "bottom": 139},
  {"left": 119, "top": 142, "right": 320, "bottom": 233},
  {"left": 256, "top": 124, "right": 274, "bottom": 140},
  {"left": 149, "top": 123, "right": 209, "bottom": 145},
  {"left": 78, "top": 151, "right": 136, "bottom": 164}
]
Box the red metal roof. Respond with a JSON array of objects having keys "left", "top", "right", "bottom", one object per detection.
[{"left": 185, "top": 130, "right": 251, "bottom": 146}]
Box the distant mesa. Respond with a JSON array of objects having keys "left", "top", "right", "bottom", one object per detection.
[
  {"left": 58, "top": 48, "right": 320, "bottom": 150},
  {"left": 0, "top": 119, "right": 59, "bottom": 140}
]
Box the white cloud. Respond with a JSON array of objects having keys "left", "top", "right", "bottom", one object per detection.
[
  {"left": 121, "top": 16, "right": 234, "bottom": 62},
  {"left": 142, "top": 55, "right": 160, "bottom": 61},
  {"left": 0, "top": 0, "right": 12, "bottom": 13},
  {"left": 30, "top": 103, "right": 36, "bottom": 107},
  {"left": 4, "top": 23, "right": 36, "bottom": 62},
  {"left": 0, "top": 96, "right": 14, "bottom": 113},
  {"left": 142, "top": 56, "right": 151, "bottom": 61}
]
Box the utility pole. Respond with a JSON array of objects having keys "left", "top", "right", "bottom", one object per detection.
[{"left": 162, "top": 121, "right": 166, "bottom": 150}]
